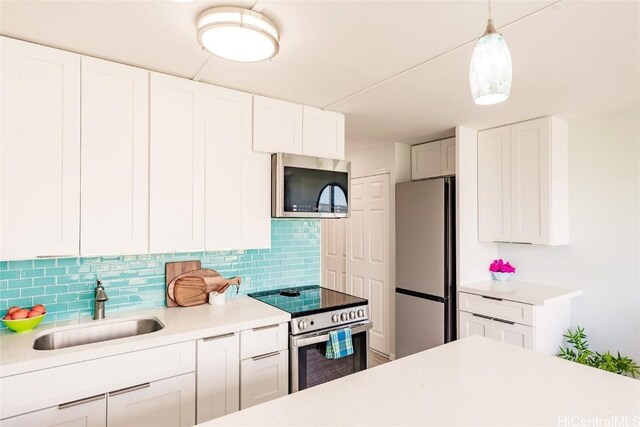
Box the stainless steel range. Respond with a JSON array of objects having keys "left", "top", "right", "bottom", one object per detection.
[{"left": 249, "top": 286, "right": 371, "bottom": 392}]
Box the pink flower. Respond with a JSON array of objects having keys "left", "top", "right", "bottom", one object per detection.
[{"left": 489, "top": 259, "right": 516, "bottom": 273}]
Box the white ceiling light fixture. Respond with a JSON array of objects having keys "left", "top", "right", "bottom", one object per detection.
[
  {"left": 197, "top": 7, "right": 280, "bottom": 63},
  {"left": 469, "top": 0, "right": 513, "bottom": 105}
]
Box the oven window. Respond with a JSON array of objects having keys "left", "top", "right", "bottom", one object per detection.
[
  {"left": 283, "top": 166, "right": 348, "bottom": 213},
  {"left": 296, "top": 331, "right": 367, "bottom": 391}
]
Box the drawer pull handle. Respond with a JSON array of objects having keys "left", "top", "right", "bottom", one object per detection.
[
  {"left": 252, "top": 351, "right": 280, "bottom": 361},
  {"left": 37, "top": 254, "right": 74, "bottom": 259},
  {"left": 109, "top": 382, "right": 150, "bottom": 397},
  {"left": 481, "top": 295, "right": 503, "bottom": 301},
  {"left": 493, "top": 318, "right": 515, "bottom": 325},
  {"left": 472, "top": 313, "right": 493, "bottom": 320},
  {"left": 252, "top": 324, "right": 279, "bottom": 332},
  {"left": 59, "top": 393, "right": 105, "bottom": 409},
  {"left": 203, "top": 332, "right": 235, "bottom": 342}
]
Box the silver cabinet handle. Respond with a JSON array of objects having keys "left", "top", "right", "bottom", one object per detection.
[
  {"left": 481, "top": 295, "right": 503, "bottom": 301},
  {"left": 203, "top": 332, "right": 235, "bottom": 342},
  {"left": 109, "top": 382, "right": 150, "bottom": 397},
  {"left": 252, "top": 351, "right": 280, "bottom": 361},
  {"left": 252, "top": 324, "right": 279, "bottom": 332},
  {"left": 58, "top": 393, "right": 105, "bottom": 410},
  {"left": 493, "top": 318, "right": 515, "bottom": 325},
  {"left": 472, "top": 313, "right": 493, "bottom": 320}
]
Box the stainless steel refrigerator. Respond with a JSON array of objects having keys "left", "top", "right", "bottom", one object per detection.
[{"left": 395, "top": 177, "right": 456, "bottom": 358}]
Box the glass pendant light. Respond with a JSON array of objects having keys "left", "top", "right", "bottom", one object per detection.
[{"left": 469, "top": 0, "right": 512, "bottom": 105}]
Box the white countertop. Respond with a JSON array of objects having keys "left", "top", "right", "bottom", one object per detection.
[
  {"left": 202, "top": 336, "right": 640, "bottom": 427},
  {"left": 459, "top": 280, "right": 582, "bottom": 305},
  {"left": 0, "top": 296, "right": 290, "bottom": 377}
]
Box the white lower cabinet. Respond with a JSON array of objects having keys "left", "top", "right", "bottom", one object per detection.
[
  {"left": 196, "top": 333, "right": 240, "bottom": 424},
  {"left": 458, "top": 311, "right": 493, "bottom": 339},
  {"left": 492, "top": 319, "right": 534, "bottom": 349},
  {"left": 240, "top": 350, "right": 289, "bottom": 410},
  {"left": 1, "top": 394, "right": 107, "bottom": 427},
  {"left": 107, "top": 373, "right": 195, "bottom": 427}
]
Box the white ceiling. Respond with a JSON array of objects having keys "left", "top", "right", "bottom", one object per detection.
[{"left": 1, "top": 1, "right": 638, "bottom": 150}]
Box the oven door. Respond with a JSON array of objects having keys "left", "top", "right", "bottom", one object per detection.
[{"left": 290, "top": 321, "right": 372, "bottom": 392}]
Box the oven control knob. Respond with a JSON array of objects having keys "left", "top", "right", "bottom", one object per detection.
[
  {"left": 340, "top": 313, "right": 348, "bottom": 321},
  {"left": 357, "top": 309, "right": 365, "bottom": 318},
  {"left": 349, "top": 311, "right": 356, "bottom": 319},
  {"left": 298, "top": 320, "right": 307, "bottom": 330},
  {"left": 331, "top": 314, "right": 339, "bottom": 323}
]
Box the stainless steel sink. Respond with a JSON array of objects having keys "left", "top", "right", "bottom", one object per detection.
[{"left": 33, "top": 317, "right": 165, "bottom": 350}]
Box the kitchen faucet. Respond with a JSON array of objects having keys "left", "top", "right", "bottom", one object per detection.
[{"left": 93, "top": 280, "right": 109, "bottom": 320}]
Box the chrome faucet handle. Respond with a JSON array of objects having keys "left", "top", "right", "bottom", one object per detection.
[{"left": 95, "top": 280, "right": 109, "bottom": 302}]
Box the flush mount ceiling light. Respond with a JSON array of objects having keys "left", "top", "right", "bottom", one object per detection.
[
  {"left": 469, "top": 0, "right": 513, "bottom": 105},
  {"left": 197, "top": 7, "right": 280, "bottom": 63}
]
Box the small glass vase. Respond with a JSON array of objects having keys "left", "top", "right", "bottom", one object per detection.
[{"left": 492, "top": 272, "right": 512, "bottom": 282}]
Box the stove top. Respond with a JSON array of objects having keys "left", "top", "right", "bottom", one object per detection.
[{"left": 249, "top": 285, "right": 367, "bottom": 318}]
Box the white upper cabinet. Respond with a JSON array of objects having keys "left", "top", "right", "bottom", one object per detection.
[
  {"left": 477, "top": 126, "right": 511, "bottom": 242},
  {"left": 478, "top": 116, "right": 568, "bottom": 245},
  {"left": 411, "top": 137, "right": 456, "bottom": 180},
  {"left": 204, "top": 87, "right": 270, "bottom": 250},
  {"left": 1, "top": 37, "right": 81, "bottom": 260},
  {"left": 302, "top": 106, "right": 345, "bottom": 159},
  {"left": 150, "top": 73, "right": 206, "bottom": 253},
  {"left": 253, "top": 96, "right": 303, "bottom": 154},
  {"left": 81, "top": 57, "right": 149, "bottom": 255}
]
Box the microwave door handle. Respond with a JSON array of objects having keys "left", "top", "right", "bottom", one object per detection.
[{"left": 291, "top": 322, "right": 372, "bottom": 348}]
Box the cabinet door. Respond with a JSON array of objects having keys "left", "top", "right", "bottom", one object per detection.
[
  {"left": 0, "top": 37, "right": 80, "bottom": 260},
  {"left": 411, "top": 142, "right": 441, "bottom": 180},
  {"left": 302, "top": 106, "right": 345, "bottom": 159},
  {"left": 204, "top": 87, "right": 270, "bottom": 250},
  {"left": 253, "top": 96, "right": 303, "bottom": 154},
  {"left": 440, "top": 137, "right": 456, "bottom": 176},
  {"left": 240, "top": 350, "right": 288, "bottom": 410},
  {"left": 492, "top": 319, "right": 534, "bottom": 350},
  {"left": 150, "top": 73, "right": 205, "bottom": 253},
  {"left": 458, "top": 311, "right": 493, "bottom": 339},
  {"left": 1, "top": 394, "right": 106, "bottom": 427},
  {"left": 81, "top": 57, "right": 149, "bottom": 255},
  {"left": 477, "top": 125, "right": 511, "bottom": 242},
  {"left": 510, "top": 117, "right": 551, "bottom": 244},
  {"left": 196, "top": 333, "right": 240, "bottom": 423},
  {"left": 107, "top": 373, "right": 195, "bottom": 427}
]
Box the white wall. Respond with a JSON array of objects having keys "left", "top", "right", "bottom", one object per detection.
[{"left": 497, "top": 111, "right": 640, "bottom": 361}]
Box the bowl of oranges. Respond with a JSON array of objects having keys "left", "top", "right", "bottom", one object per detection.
[{"left": 2, "top": 304, "right": 46, "bottom": 332}]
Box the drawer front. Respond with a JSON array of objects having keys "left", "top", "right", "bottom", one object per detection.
[
  {"left": 459, "top": 292, "right": 534, "bottom": 326},
  {"left": 240, "top": 323, "right": 288, "bottom": 359},
  {"left": 240, "top": 350, "right": 289, "bottom": 409},
  {"left": 0, "top": 341, "right": 195, "bottom": 420}
]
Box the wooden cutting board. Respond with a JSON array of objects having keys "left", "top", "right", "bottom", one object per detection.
[
  {"left": 165, "top": 261, "right": 203, "bottom": 307},
  {"left": 173, "top": 276, "right": 240, "bottom": 307}
]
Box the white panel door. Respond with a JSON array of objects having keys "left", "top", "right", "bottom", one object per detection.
[
  {"left": 510, "top": 117, "right": 551, "bottom": 244},
  {"left": 440, "top": 137, "right": 456, "bottom": 176},
  {"left": 107, "top": 373, "right": 195, "bottom": 427},
  {"left": 347, "top": 174, "right": 390, "bottom": 355},
  {"left": 149, "top": 73, "right": 205, "bottom": 253},
  {"left": 240, "top": 350, "right": 288, "bottom": 410},
  {"left": 196, "top": 333, "right": 240, "bottom": 424},
  {"left": 81, "top": 57, "right": 149, "bottom": 255},
  {"left": 205, "top": 87, "right": 270, "bottom": 250},
  {"left": 1, "top": 37, "right": 81, "bottom": 260},
  {"left": 492, "top": 320, "right": 535, "bottom": 350},
  {"left": 302, "top": 106, "right": 345, "bottom": 159},
  {"left": 1, "top": 394, "right": 106, "bottom": 427},
  {"left": 253, "top": 96, "right": 303, "bottom": 154},
  {"left": 477, "top": 125, "right": 511, "bottom": 242},
  {"left": 458, "top": 311, "right": 492, "bottom": 339},
  {"left": 411, "top": 142, "right": 441, "bottom": 180},
  {"left": 321, "top": 219, "right": 347, "bottom": 292}
]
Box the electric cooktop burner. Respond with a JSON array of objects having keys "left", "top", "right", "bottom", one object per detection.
[{"left": 249, "top": 285, "right": 367, "bottom": 318}]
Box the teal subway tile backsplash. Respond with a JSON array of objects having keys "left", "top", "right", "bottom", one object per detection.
[{"left": 0, "top": 219, "right": 320, "bottom": 330}]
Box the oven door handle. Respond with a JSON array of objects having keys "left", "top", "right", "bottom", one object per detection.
[{"left": 291, "top": 322, "right": 372, "bottom": 348}]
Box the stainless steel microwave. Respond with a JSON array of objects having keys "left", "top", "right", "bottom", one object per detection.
[{"left": 272, "top": 153, "right": 351, "bottom": 218}]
